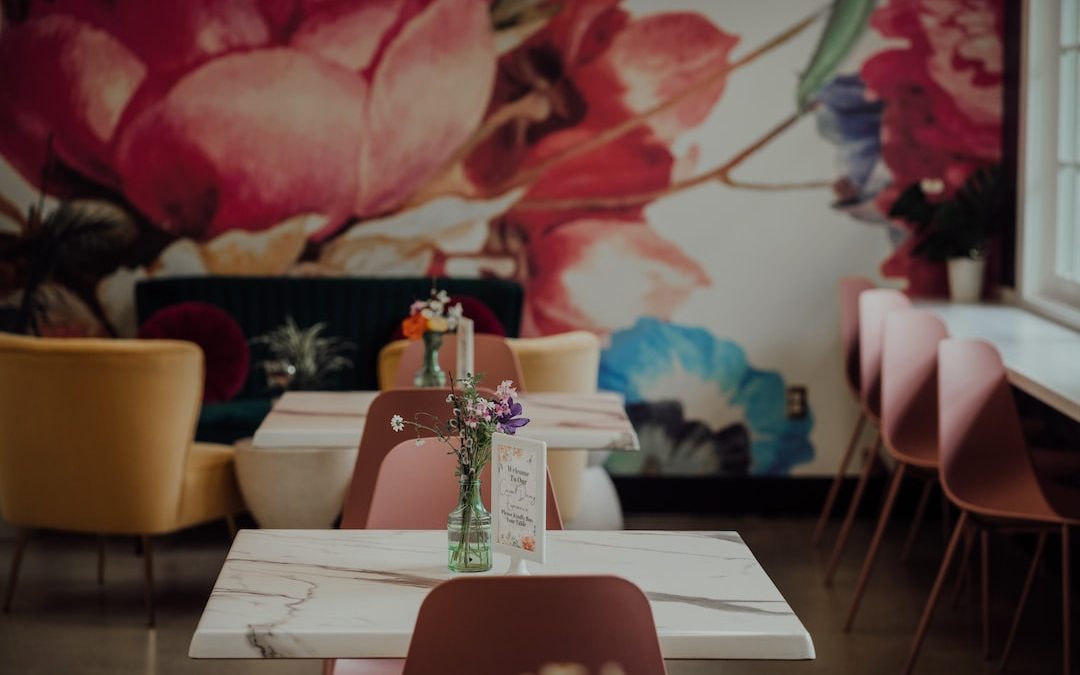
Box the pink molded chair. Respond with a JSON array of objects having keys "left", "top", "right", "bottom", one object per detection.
[
  {"left": 844, "top": 309, "right": 947, "bottom": 630},
  {"left": 905, "top": 339, "right": 1078, "bottom": 675},
  {"left": 330, "top": 389, "right": 564, "bottom": 675},
  {"left": 813, "top": 277, "right": 875, "bottom": 545},
  {"left": 402, "top": 576, "right": 666, "bottom": 675},
  {"left": 823, "top": 288, "right": 911, "bottom": 584},
  {"left": 393, "top": 334, "right": 525, "bottom": 389},
  {"left": 340, "top": 389, "right": 561, "bottom": 531}
]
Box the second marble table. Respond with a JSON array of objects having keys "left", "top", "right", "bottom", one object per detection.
[{"left": 189, "top": 530, "right": 815, "bottom": 661}]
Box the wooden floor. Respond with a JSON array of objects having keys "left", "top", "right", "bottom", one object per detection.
[{"left": 0, "top": 514, "right": 1067, "bottom": 674}]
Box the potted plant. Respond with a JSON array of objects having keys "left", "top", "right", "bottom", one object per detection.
[
  {"left": 888, "top": 165, "right": 1003, "bottom": 302},
  {"left": 250, "top": 317, "right": 354, "bottom": 391}
]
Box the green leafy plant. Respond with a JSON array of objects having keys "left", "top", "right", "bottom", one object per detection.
[
  {"left": 888, "top": 164, "right": 1004, "bottom": 261},
  {"left": 250, "top": 318, "right": 354, "bottom": 390}
]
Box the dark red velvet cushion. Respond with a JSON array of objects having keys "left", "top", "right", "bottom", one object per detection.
[
  {"left": 390, "top": 294, "right": 506, "bottom": 340},
  {"left": 138, "top": 302, "right": 250, "bottom": 403}
]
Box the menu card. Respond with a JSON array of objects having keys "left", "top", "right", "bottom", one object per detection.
[{"left": 491, "top": 432, "right": 547, "bottom": 572}]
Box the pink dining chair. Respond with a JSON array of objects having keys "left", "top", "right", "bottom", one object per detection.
[
  {"left": 393, "top": 333, "right": 526, "bottom": 389},
  {"left": 823, "top": 288, "right": 911, "bottom": 585},
  {"left": 402, "top": 576, "right": 667, "bottom": 675},
  {"left": 843, "top": 309, "right": 947, "bottom": 631},
  {"left": 904, "top": 339, "right": 1078, "bottom": 675},
  {"left": 813, "top": 277, "right": 875, "bottom": 546},
  {"left": 339, "top": 389, "right": 562, "bottom": 530},
  {"left": 330, "top": 389, "right": 564, "bottom": 675}
]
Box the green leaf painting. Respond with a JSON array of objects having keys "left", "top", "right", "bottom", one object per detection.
[{"left": 797, "top": 0, "right": 878, "bottom": 110}]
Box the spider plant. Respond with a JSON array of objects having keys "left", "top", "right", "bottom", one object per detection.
[{"left": 250, "top": 318, "right": 354, "bottom": 390}]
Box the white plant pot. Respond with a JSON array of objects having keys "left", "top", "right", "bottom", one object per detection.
[{"left": 946, "top": 257, "right": 986, "bottom": 302}]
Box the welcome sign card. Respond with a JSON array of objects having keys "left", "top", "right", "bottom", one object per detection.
[{"left": 491, "top": 432, "right": 546, "bottom": 571}]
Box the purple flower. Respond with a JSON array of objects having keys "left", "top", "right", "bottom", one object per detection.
[{"left": 495, "top": 397, "right": 529, "bottom": 435}]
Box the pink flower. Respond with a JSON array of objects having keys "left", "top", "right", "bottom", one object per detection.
[
  {"left": 861, "top": 0, "right": 1003, "bottom": 294},
  {"left": 0, "top": 0, "right": 497, "bottom": 240},
  {"left": 523, "top": 217, "right": 709, "bottom": 335},
  {"left": 522, "top": 536, "right": 535, "bottom": 552},
  {"left": 460, "top": 4, "right": 733, "bottom": 334}
]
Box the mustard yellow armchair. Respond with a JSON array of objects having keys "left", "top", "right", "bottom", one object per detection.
[{"left": 0, "top": 333, "right": 244, "bottom": 626}]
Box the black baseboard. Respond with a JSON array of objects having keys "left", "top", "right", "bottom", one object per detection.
[{"left": 612, "top": 475, "right": 941, "bottom": 518}]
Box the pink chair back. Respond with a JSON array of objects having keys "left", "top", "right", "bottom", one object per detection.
[
  {"left": 402, "top": 576, "right": 666, "bottom": 675},
  {"left": 367, "top": 438, "right": 563, "bottom": 530},
  {"left": 858, "top": 288, "right": 911, "bottom": 419},
  {"left": 880, "top": 309, "right": 948, "bottom": 465},
  {"left": 840, "top": 277, "right": 875, "bottom": 396},
  {"left": 342, "top": 389, "right": 562, "bottom": 530},
  {"left": 394, "top": 334, "right": 526, "bottom": 390},
  {"left": 937, "top": 339, "right": 1059, "bottom": 520}
]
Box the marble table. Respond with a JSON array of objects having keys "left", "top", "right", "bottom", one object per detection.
[
  {"left": 253, "top": 391, "right": 640, "bottom": 451},
  {"left": 916, "top": 302, "right": 1080, "bottom": 421},
  {"left": 190, "top": 530, "right": 814, "bottom": 661}
]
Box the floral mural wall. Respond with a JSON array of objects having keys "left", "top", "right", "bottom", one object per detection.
[{"left": 0, "top": 0, "right": 1003, "bottom": 476}]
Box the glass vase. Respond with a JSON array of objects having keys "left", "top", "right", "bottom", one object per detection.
[
  {"left": 413, "top": 331, "right": 446, "bottom": 387},
  {"left": 448, "top": 473, "right": 491, "bottom": 573}
]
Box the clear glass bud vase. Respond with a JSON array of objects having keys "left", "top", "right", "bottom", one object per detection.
[
  {"left": 448, "top": 473, "right": 491, "bottom": 572},
  {"left": 414, "top": 331, "right": 446, "bottom": 387}
]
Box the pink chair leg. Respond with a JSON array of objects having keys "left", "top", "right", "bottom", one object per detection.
[
  {"left": 905, "top": 510, "right": 970, "bottom": 675},
  {"left": 844, "top": 462, "right": 906, "bottom": 631},
  {"left": 1063, "top": 524, "right": 1071, "bottom": 675},
  {"left": 999, "top": 532, "right": 1048, "bottom": 671},
  {"left": 813, "top": 412, "right": 866, "bottom": 546},
  {"left": 981, "top": 528, "right": 991, "bottom": 659},
  {"left": 900, "top": 480, "right": 934, "bottom": 563},
  {"left": 824, "top": 433, "right": 880, "bottom": 587}
]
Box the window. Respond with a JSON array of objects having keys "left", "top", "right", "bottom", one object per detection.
[{"left": 1020, "top": 0, "right": 1080, "bottom": 323}]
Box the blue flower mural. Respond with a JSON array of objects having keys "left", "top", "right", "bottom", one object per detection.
[{"left": 600, "top": 318, "right": 813, "bottom": 476}]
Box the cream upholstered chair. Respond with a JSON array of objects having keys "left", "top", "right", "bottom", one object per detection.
[
  {"left": 0, "top": 333, "right": 244, "bottom": 626},
  {"left": 505, "top": 332, "right": 602, "bottom": 523}
]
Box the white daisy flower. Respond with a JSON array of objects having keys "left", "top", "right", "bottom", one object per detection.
[{"left": 390, "top": 415, "right": 404, "bottom": 432}]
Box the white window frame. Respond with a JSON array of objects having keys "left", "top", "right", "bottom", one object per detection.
[{"left": 1019, "top": 0, "right": 1080, "bottom": 328}]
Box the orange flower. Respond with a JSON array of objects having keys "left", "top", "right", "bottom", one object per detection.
[
  {"left": 522, "top": 536, "right": 535, "bottom": 552},
  {"left": 402, "top": 313, "right": 428, "bottom": 340}
]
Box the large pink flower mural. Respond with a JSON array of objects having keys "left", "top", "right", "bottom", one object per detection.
[
  {"left": 861, "top": 0, "right": 1004, "bottom": 294},
  {"left": 0, "top": 0, "right": 497, "bottom": 240},
  {"left": 0, "top": 0, "right": 1005, "bottom": 341}
]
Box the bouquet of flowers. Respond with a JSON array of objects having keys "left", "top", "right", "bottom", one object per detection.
[
  {"left": 390, "top": 376, "right": 528, "bottom": 476},
  {"left": 401, "top": 288, "right": 463, "bottom": 340},
  {"left": 390, "top": 375, "right": 528, "bottom": 572}
]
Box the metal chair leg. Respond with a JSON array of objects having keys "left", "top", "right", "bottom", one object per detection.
[
  {"left": 950, "top": 525, "right": 978, "bottom": 609},
  {"left": 812, "top": 411, "right": 867, "bottom": 546},
  {"left": 97, "top": 535, "right": 106, "bottom": 585},
  {"left": 900, "top": 480, "right": 934, "bottom": 563},
  {"left": 1063, "top": 524, "right": 1071, "bottom": 675},
  {"left": 981, "top": 528, "right": 991, "bottom": 659},
  {"left": 904, "top": 510, "right": 970, "bottom": 675},
  {"left": 824, "top": 433, "right": 880, "bottom": 586},
  {"left": 844, "top": 462, "right": 906, "bottom": 631},
  {"left": 999, "top": 532, "right": 1047, "bottom": 671},
  {"left": 2, "top": 528, "right": 29, "bottom": 613},
  {"left": 142, "top": 536, "right": 155, "bottom": 628}
]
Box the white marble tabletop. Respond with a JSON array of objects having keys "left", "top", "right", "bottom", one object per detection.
[
  {"left": 251, "top": 391, "right": 640, "bottom": 451},
  {"left": 189, "top": 530, "right": 814, "bottom": 661},
  {"left": 916, "top": 302, "right": 1080, "bottom": 421}
]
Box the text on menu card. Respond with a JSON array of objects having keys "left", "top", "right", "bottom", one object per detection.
[{"left": 491, "top": 432, "right": 546, "bottom": 565}]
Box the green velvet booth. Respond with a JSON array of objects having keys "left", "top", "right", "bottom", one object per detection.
[{"left": 135, "top": 276, "right": 524, "bottom": 443}]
